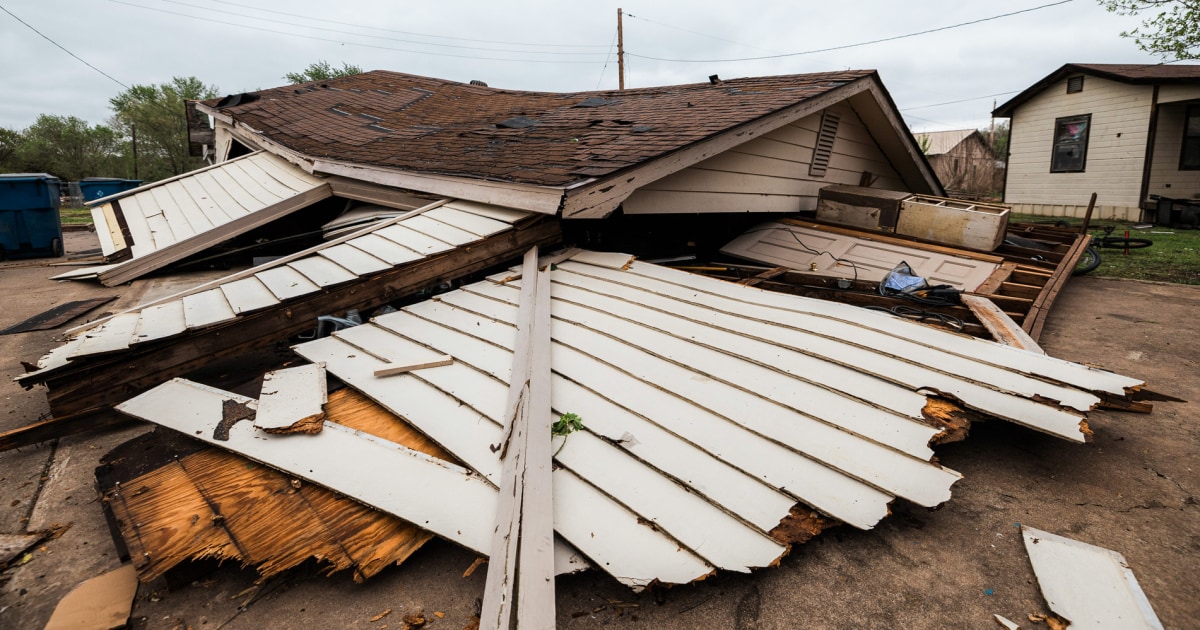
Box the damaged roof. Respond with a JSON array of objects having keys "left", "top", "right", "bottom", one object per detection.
[
  {"left": 20, "top": 199, "right": 533, "bottom": 383},
  {"left": 117, "top": 250, "right": 1144, "bottom": 590},
  {"left": 202, "top": 69, "right": 875, "bottom": 188}
]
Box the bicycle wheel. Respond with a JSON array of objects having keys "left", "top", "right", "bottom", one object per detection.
[
  {"left": 1099, "top": 237, "right": 1153, "bottom": 249},
  {"left": 1073, "top": 246, "right": 1101, "bottom": 275}
]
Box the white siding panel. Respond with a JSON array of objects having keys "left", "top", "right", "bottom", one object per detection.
[
  {"left": 182, "top": 289, "right": 237, "bottom": 329},
  {"left": 1147, "top": 102, "right": 1200, "bottom": 200},
  {"left": 318, "top": 243, "right": 392, "bottom": 276},
  {"left": 220, "top": 277, "right": 280, "bottom": 314},
  {"left": 256, "top": 266, "right": 321, "bottom": 300}
]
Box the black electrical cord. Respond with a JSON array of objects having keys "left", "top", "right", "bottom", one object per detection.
[{"left": 865, "top": 305, "right": 964, "bottom": 332}]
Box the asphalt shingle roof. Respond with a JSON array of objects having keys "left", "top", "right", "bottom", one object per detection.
[{"left": 207, "top": 70, "right": 875, "bottom": 188}]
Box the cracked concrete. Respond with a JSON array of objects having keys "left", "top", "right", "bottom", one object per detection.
[{"left": 0, "top": 238, "right": 1197, "bottom": 629}]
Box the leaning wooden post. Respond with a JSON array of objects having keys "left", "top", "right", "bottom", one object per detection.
[{"left": 481, "top": 246, "right": 556, "bottom": 630}]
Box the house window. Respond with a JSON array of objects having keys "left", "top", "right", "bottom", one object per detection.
[
  {"left": 1181, "top": 105, "right": 1200, "bottom": 170},
  {"left": 1066, "top": 76, "right": 1084, "bottom": 94},
  {"left": 1051, "top": 114, "right": 1090, "bottom": 173}
]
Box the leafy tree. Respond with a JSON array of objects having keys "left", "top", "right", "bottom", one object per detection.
[
  {"left": 12, "top": 115, "right": 122, "bottom": 181},
  {"left": 284, "top": 60, "right": 363, "bottom": 84},
  {"left": 1100, "top": 0, "right": 1199, "bottom": 59},
  {"left": 979, "top": 120, "right": 1010, "bottom": 158},
  {"left": 109, "top": 76, "right": 219, "bottom": 182},
  {"left": 0, "top": 127, "right": 22, "bottom": 172}
]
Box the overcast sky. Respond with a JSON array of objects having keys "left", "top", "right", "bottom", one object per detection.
[{"left": 0, "top": 0, "right": 1181, "bottom": 134}]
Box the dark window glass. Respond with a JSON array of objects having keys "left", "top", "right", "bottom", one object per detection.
[
  {"left": 1051, "top": 114, "right": 1090, "bottom": 173},
  {"left": 1181, "top": 106, "right": 1200, "bottom": 170}
]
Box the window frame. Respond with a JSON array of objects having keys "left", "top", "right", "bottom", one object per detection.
[
  {"left": 1180, "top": 105, "right": 1200, "bottom": 171},
  {"left": 1049, "top": 114, "right": 1091, "bottom": 174}
]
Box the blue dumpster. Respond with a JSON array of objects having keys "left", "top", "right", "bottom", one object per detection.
[
  {"left": 0, "top": 173, "right": 64, "bottom": 260},
  {"left": 77, "top": 177, "right": 141, "bottom": 203}
]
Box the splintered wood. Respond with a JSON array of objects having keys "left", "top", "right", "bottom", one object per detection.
[
  {"left": 104, "top": 388, "right": 448, "bottom": 582},
  {"left": 254, "top": 363, "right": 328, "bottom": 434}
]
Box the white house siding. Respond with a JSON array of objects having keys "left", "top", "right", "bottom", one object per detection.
[
  {"left": 1157, "top": 84, "right": 1200, "bottom": 104},
  {"left": 1005, "top": 75, "right": 1153, "bottom": 220},
  {"left": 1147, "top": 101, "right": 1200, "bottom": 201},
  {"left": 621, "top": 101, "right": 907, "bottom": 215}
]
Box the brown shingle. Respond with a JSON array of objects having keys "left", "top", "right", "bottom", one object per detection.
[{"left": 209, "top": 70, "right": 875, "bottom": 187}]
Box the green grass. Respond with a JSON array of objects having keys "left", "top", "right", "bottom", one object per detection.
[
  {"left": 1012, "top": 214, "right": 1200, "bottom": 285},
  {"left": 60, "top": 207, "right": 92, "bottom": 225}
]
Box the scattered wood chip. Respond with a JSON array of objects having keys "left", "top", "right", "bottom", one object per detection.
[
  {"left": 462, "top": 556, "right": 486, "bottom": 578},
  {"left": 373, "top": 355, "right": 454, "bottom": 377},
  {"left": 434, "top": 611, "right": 445, "bottom": 618},
  {"left": 370, "top": 608, "right": 392, "bottom": 622}
]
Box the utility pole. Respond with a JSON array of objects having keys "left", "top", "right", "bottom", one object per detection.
[
  {"left": 989, "top": 99, "right": 996, "bottom": 150},
  {"left": 131, "top": 122, "right": 139, "bottom": 179},
  {"left": 617, "top": 8, "right": 625, "bottom": 90}
]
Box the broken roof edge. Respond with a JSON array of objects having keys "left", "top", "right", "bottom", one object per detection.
[{"left": 81, "top": 149, "right": 266, "bottom": 208}]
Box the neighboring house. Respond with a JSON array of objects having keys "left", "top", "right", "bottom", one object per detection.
[
  {"left": 192, "top": 70, "right": 942, "bottom": 219},
  {"left": 914, "top": 129, "right": 998, "bottom": 198},
  {"left": 993, "top": 63, "right": 1200, "bottom": 220}
]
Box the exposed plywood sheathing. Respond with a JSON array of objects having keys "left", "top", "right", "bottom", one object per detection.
[
  {"left": 277, "top": 251, "right": 1140, "bottom": 588},
  {"left": 102, "top": 388, "right": 444, "bottom": 582},
  {"left": 1022, "top": 526, "right": 1163, "bottom": 629},
  {"left": 720, "top": 221, "right": 1001, "bottom": 291},
  {"left": 64, "top": 151, "right": 333, "bottom": 286}
]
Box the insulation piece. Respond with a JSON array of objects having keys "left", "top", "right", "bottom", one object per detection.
[{"left": 1022, "top": 526, "right": 1163, "bottom": 629}]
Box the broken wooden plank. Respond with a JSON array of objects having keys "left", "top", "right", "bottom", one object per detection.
[
  {"left": 1022, "top": 526, "right": 1163, "bottom": 629},
  {"left": 67, "top": 312, "right": 140, "bottom": 359},
  {"left": 116, "top": 378, "right": 499, "bottom": 554},
  {"left": 373, "top": 355, "right": 454, "bottom": 378},
  {"left": 254, "top": 363, "right": 328, "bottom": 434},
  {"left": 961, "top": 294, "right": 1044, "bottom": 354},
  {"left": 482, "top": 247, "right": 556, "bottom": 630}
]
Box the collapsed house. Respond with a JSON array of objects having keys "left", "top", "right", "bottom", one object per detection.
[{"left": 7, "top": 68, "right": 1160, "bottom": 622}]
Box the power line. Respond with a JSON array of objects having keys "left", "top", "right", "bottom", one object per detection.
[
  {"left": 109, "top": 0, "right": 611, "bottom": 64},
  {"left": 150, "top": 0, "right": 609, "bottom": 56},
  {"left": 0, "top": 3, "right": 129, "bottom": 89},
  {"left": 595, "top": 27, "right": 620, "bottom": 89},
  {"left": 901, "top": 91, "right": 1021, "bottom": 111},
  {"left": 204, "top": 0, "right": 610, "bottom": 49},
  {"left": 626, "top": 0, "right": 1075, "bottom": 63},
  {"left": 624, "top": 12, "right": 781, "bottom": 55}
]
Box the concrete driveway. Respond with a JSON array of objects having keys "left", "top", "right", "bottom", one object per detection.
[{"left": 0, "top": 231, "right": 1196, "bottom": 629}]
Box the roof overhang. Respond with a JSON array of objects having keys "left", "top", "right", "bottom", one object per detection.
[{"left": 993, "top": 63, "right": 1200, "bottom": 117}]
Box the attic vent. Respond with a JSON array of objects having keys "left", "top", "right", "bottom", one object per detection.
[
  {"left": 1067, "top": 75, "right": 1084, "bottom": 93},
  {"left": 470, "top": 79, "right": 488, "bottom": 86},
  {"left": 809, "top": 111, "right": 841, "bottom": 177}
]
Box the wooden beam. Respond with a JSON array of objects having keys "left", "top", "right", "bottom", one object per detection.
[
  {"left": 482, "top": 247, "right": 556, "bottom": 630},
  {"left": 314, "top": 159, "right": 564, "bottom": 216},
  {"left": 327, "top": 177, "right": 439, "bottom": 210},
  {"left": 36, "top": 219, "right": 563, "bottom": 419},
  {"left": 0, "top": 407, "right": 130, "bottom": 454},
  {"left": 1023, "top": 233, "right": 1090, "bottom": 341},
  {"left": 961, "top": 295, "right": 1044, "bottom": 354},
  {"left": 973, "top": 262, "right": 1017, "bottom": 295}
]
